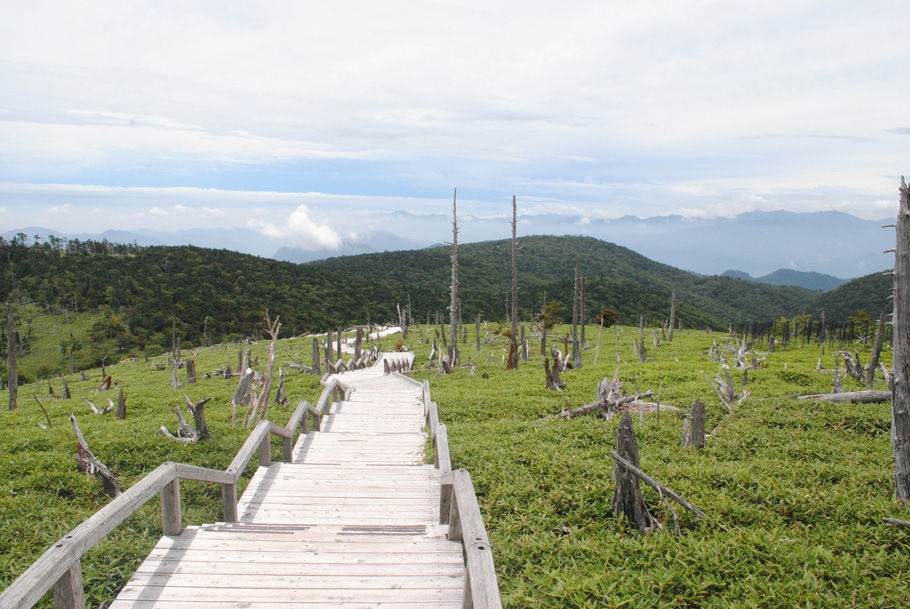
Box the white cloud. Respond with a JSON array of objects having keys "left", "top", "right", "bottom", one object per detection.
[
  {"left": 248, "top": 204, "right": 341, "bottom": 250},
  {"left": 45, "top": 203, "right": 72, "bottom": 214},
  {"left": 147, "top": 206, "right": 167, "bottom": 216}
]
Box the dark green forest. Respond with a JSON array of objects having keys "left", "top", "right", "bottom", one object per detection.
[{"left": 0, "top": 233, "right": 889, "bottom": 377}]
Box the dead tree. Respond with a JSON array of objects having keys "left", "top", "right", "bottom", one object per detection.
[
  {"left": 7, "top": 301, "right": 16, "bottom": 410},
  {"left": 668, "top": 290, "right": 677, "bottom": 342},
  {"left": 159, "top": 395, "right": 212, "bottom": 443},
  {"left": 448, "top": 188, "right": 460, "bottom": 368},
  {"left": 543, "top": 357, "right": 566, "bottom": 391},
  {"left": 682, "top": 399, "right": 706, "bottom": 448},
  {"left": 611, "top": 413, "right": 655, "bottom": 532},
  {"left": 275, "top": 368, "right": 288, "bottom": 406},
  {"left": 521, "top": 325, "right": 529, "bottom": 362},
  {"left": 326, "top": 329, "right": 334, "bottom": 363},
  {"left": 185, "top": 359, "right": 197, "bottom": 384},
  {"left": 571, "top": 265, "right": 581, "bottom": 369},
  {"left": 116, "top": 386, "right": 126, "bottom": 419},
  {"left": 354, "top": 328, "right": 363, "bottom": 361},
  {"left": 508, "top": 195, "right": 519, "bottom": 370},
  {"left": 397, "top": 303, "right": 408, "bottom": 339},
  {"left": 580, "top": 275, "right": 586, "bottom": 348},
  {"left": 475, "top": 314, "right": 481, "bottom": 352},
  {"left": 866, "top": 314, "right": 885, "bottom": 387},
  {"left": 69, "top": 413, "right": 121, "bottom": 498},
  {"left": 231, "top": 367, "right": 254, "bottom": 427},
  {"left": 537, "top": 373, "right": 671, "bottom": 422},
  {"left": 795, "top": 390, "right": 890, "bottom": 403},
  {"left": 244, "top": 315, "right": 280, "bottom": 427},
  {"left": 891, "top": 177, "right": 910, "bottom": 500},
  {"left": 62, "top": 380, "right": 71, "bottom": 400}
]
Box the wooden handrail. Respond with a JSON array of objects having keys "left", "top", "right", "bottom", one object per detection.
[
  {"left": 447, "top": 469, "right": 503, "bottom": 609},
  {"left": 423, "top": 380, "right": 501, "bottom": 608},
  {"left": 0, "top": 379, "right": 349, "bottom": 609}
]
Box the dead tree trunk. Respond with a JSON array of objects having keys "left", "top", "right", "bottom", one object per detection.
[
  {"left": 540, "top": 327, "right": 547, "bottom": 357},
  {"left": 475, "top": 314, "right": 481, "bottom": 352},
  {"left": 866, "top": 313, "right": 885, "bottom": 387},
  {"left": 311, "top": 338, "right": 321, "bottom": 375},
  {"left": 336, "top": 327, "right": 342, "bottom": 360},
  {"left": 892, "top": 177, "right": 910, "bottom": 501},
  {"left": 7, "top": 301, "right": 16, "bottom": 410},
  {"left": 571, "top": 265, "right": 581, "bottom": 368},
  {"left": 580, "top": 275, "right": 586, "bottom": 348},
  {"left": 326, "top": 329, "right": 334, "bottom": 363},
  {"left": 611, "top": 413, "right": 654, "bottom": 532},
  {"left": 509, "top": 195, "right": 519, "bottom": 370},
  {"left": 245, "top": 315, "right": 280, "bottom": 427},
  {"left": 70, "top": 413, "right": 121, "bottom": 498},
  {"left": 668, "top": 290, "right": 677, "bottom": 342},
  {"left": 355, "top": 328, "right": 363, "bottom": 360},
  {"left": 521, "top": 325, "right": 528, "bottom": 362},
  {"left": 116, "top": 386, "right": 126, "bottom": 419},
  {"left": 185, "top": 359, "right": 197, "bottom": 384},
  {"left": 448, "top": 188, "right": 460, "bottom": 368},
  {"left": 682, "top": 399, "right": 706, "bottom": 448}
]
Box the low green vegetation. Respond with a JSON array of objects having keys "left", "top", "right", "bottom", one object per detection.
[
  {"left": 1, "top": 320, "right": 907, "bottom": 608},
  {"left": 409, "top": 322, "right": 909, "bottom": 608}
]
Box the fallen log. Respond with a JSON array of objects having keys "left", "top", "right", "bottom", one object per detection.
[{"left": 795, "top": 390, "right": 891, "bottom": 403}]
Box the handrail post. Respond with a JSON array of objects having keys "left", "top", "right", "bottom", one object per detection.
[
  {"left": 282, "top": 435, "right": 293, "bottom": 462},
  {"left": 258, "top": 432, "right": 271, "bottom": 466},
  {"left": 161, "top": 477, "right": 182, "bottom": 536},
  {"left": 52, "top": 560, "right": 85, "bottom": 609},
  {"left": 222, "top": 482, "right": 238, "bottom": 522}
]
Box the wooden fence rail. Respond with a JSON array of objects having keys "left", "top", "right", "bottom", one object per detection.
[
  {"left": 0, "top": 378, "right": 349, "bottom": 609},
  {"left": 420, "top": 381, "right": 502, "bottom": 609}
]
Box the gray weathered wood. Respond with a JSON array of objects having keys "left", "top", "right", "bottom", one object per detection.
[
  {"left": 51, "top": 560, "right": 85, "bottom": 609},
  {"left": 682, "top": 399, "right": 706, "bottom": 448},
  {"left": 160, "top": 478, "right": 182, "bottom": 536},
  {"left": 668, "top": 290, "right": 677, "bottom": 342},
  {"left": 7, "top": 301, "right": 16, "bottom": 411},
  {"left": 448, "top": 470, "right": 502, "bottom": 609},
  {"left": 894, "top": 177, "right": 910, "bottom": 500},
  {"left": 610, "top": 450, "right": 708, "bottom": 520},
  {"left": 867, "top": 314, "right": 885, "bottom": 387},
  {"left": 795, "top": 390, "right": 890, "bottom": 403},
  {"left": 611, "top": 413, "right": 654, "bottom": 531}
]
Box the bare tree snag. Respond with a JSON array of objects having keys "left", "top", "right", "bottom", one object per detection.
[
  {"left": 32, "top": 395, "right": 52, "bottom": 428},
  {"left": 611, "top": 413, "right": 655, "bottom": 532},
  {"left": 521, "top": 325, "right": 529, "bottom": 362},
  {"left": 116, "top": 386, "right": 126, "bottom": 419},
  {"left": 275, "top": 367, "right": 287, "bottom": 406},
  {"left": 98, "top": 376, "right": 112, "bottom": 392},
  {"left": 893, "top": 177, "right": 910, "bottom": 501},
  {"left": 326, "top": 329, "right": 334, "bottom": 363},
  {"left": 543, "top": 357, "right": 566, "bottom": 391},
  {"left": 475, "top": 314, "right": 481, "bottom": 352},
  {"left": 355, "top": 328, "right": 363, "bottom": 360},
  {"left": 610, "top": 449, "right": 709, "bottom": 522},
  {"left": 682, "top": 399, "right": 706, "bottom": 448},
  {"left": 62, "top": 380, "right": 71, "bottom": 400},
  {"left": 160, "top": 395, "right": 212, "bottom": 443},
  {"left": 7, "top": 301, "right": 16, "bottom": 410},
  {"left": 540, "top": 327, "right": 547, "bottom": 357},
  {"left": 185, "top": 359, "right": 197, "bottom": 384},
  {"left": 231, "top": 368, "right": 254, "bottom": 427},
  {"left": 580, "top": 275, "right": 586, "bottom": 348},
  {"left": 448, "top": 188, "right": 460, "bottom": 368},
  {"left": 866, "top": 314, "right": 885, "bottom": 387},
  {"left": 509, "top": 195, "right": 519, "bottom": 370},
  {"left": 668, "top": 290, "right": 677, "bottom": 342},
  {"left": 69, "top": 413, "right": 121, "bottom": 498},
  {"left": 571, "top": 265, "right": 581, "bottom": 369},
  {"left": 336, "top": 327, "right": 342, "bottom": 361},
  {"left": 244, "top": 315, "right": 280, "bottom": 427}
]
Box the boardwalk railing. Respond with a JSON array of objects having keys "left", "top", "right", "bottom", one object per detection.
[
  {"left": 416, "top": 378, "right": 503, "bottom": 609},
  {"left": 0, "top": 378, "right": 350, "bottom": 609}
]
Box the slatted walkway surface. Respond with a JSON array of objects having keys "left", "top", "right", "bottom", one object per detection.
[{"left": 109, "top": 352, "right": 467, "bottom": 609}]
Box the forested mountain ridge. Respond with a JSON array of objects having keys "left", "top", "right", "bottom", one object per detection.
[
  {"left": 1, "top": 234, "right": 862, "bottom": 379},
  {"left": 306, "top": 235, "right": 817, "bottom": 325}
]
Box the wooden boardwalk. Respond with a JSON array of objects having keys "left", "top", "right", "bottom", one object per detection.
[{"left": 109, "top": 352, "right": 467, "bottom": 609}]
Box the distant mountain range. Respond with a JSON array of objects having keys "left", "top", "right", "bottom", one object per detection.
[
  {"left": 3, "top": 209, "right": 893, "bottom": 281},
  {"left": 721, "top": 268, "right": 846, "bottom": 292}
]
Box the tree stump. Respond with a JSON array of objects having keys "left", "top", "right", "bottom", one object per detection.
[
  {"left": 185, "top": 359, "right": 197, "bottom": 384},
  {"left": 116, "top": 386, "right": 126, "bottom": 419},
  {"left": 682, "top": 399, "right": 706, "bottom": 448},
  {"left": 612, "top": 413, "right": 654, "bottom": 532}
]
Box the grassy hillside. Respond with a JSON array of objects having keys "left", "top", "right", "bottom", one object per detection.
[{"left": 1, "top": 324, "right": 907, "bottom": 608}]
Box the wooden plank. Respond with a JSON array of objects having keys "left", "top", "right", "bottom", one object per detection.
[
  {"left": 109, "top": 600, "right": 460, "bottom": 609},
  {"left": 123, "top": 572, "right": 464, "bottom": 590},
  {"left": 144, "top": 547, "right": 464, "bottom": 565},
  {"left": 133, "top": 559, "right": 463, "bottom": 576},
  {"left": 153, "top": 537, "right": 463, "bottom": 553},
  {"left": 115, "top": 585, "right": 463, "bottom": 603}
]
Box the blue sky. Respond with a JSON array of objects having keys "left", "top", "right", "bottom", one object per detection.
[{"left": 0, "top": 0, "right": 907, "bottom": 249}]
